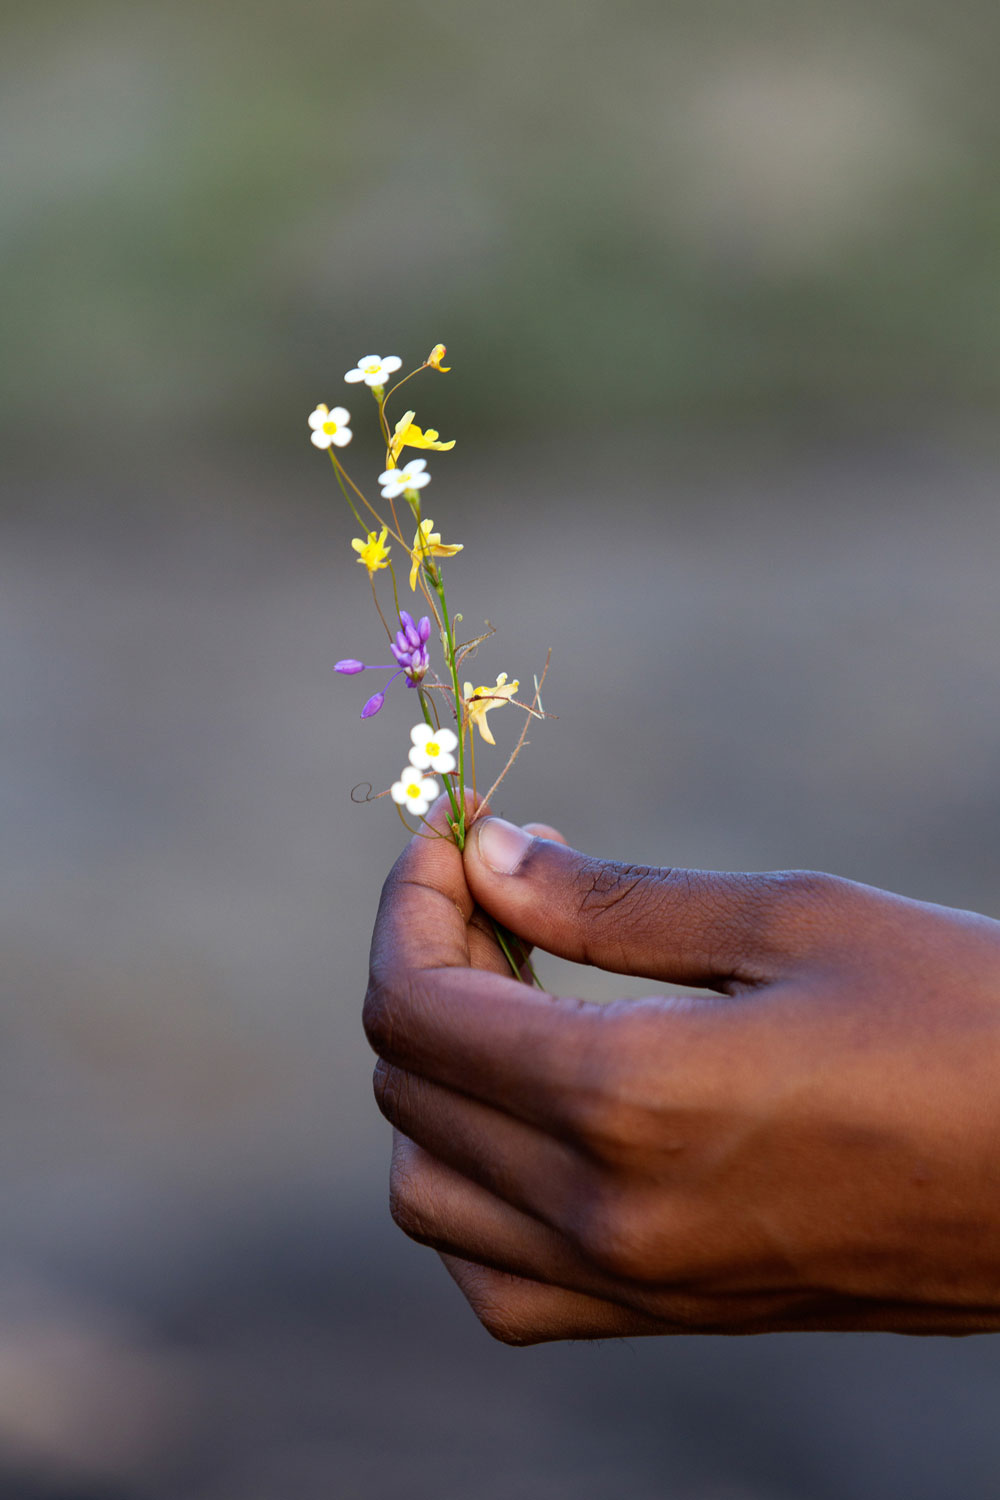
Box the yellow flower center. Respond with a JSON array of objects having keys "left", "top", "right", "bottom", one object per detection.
[
  {"left": 365, "top": 362, "right": 381, "bottom": 374},
  {"left": 407, "top": 782, "right": 421, "bottom": 798},
  {"left": 425, "top": 741, "right": 440, "bottom": 757},
  {"left": 322, "top": 420, "right": 338, "bottom": 434}
]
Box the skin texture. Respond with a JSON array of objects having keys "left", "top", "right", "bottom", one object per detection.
[{"left": 363, "top": 796, "right": 1000, "bottom": 1345}]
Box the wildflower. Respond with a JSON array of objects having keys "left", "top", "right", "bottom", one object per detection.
[
  {"left": 464, "top": 672, "right": 519, "bottom": 745},
  {"left": 309, "top": 404, "right": 352, "bottom": 449},
  {"left": 409, "top": 722, "right": 458, "bottom": 774},
  {"left": 379, "top": 458, "right": 431, "bottom": 501},
  {"left": 426, "top": 344, "right": 451, "bottom": 372},
  {"left": 336, "top": 610, "right": 432, "bottom": 718},
  {"left": 351, "top": 527, "right": 391, "bottom": 574},
  {"left": 388, "top": 410, "right": 456, "bottom": 466},
  {"left": 409, "top": 519, "right": 463, "bottom": 590},
  {"left": 390, "top": 768, "right": 439, "bottom": 817},
  {"left": 390, "top": 611, "right": 431, "bottom": 682},
  {"left": 344, "top": 355, "right": 402, "bottom": 388}
]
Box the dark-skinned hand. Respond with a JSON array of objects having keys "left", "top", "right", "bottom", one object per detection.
[{"left": 364, "top": 796, "right": 1000, "bottom": 1344}]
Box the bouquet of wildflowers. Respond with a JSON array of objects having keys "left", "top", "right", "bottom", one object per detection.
[{"left": 310, "top": 345, "right": 549, "bottom": 918}]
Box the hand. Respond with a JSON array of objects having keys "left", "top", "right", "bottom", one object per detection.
[{"left": 364, "top": 800, "right": 1000, "bottom": 1343}]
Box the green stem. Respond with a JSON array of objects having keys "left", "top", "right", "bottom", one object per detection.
[
  {"left": 431, "top": 568, "right": 466, "bottom": 848},
  {"left": 328, "top": 450, "right": 365, "bottom": 531},
  {"left": 419, "top": 688, "right": 460, "bottom": 825},
  {"left": 491, "top": 920, "right": 543, "bottom": 986}
]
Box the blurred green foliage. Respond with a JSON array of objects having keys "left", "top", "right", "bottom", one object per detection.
[{"left": 3, "top": 0, "right": 1000, "bottom": 461}]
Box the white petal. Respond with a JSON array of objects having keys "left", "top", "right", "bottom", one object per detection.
[
  {"left": 390, "top": 782, "right": 409, "bottom": 804},
  {"left": 308, "top": 406, "right": 328, "bottom": 428},
  {"left": 405, "top": 795, "right": 428, "bottom": 816},
  {"left": 329, "top": 406, "right": 351, "bottom": 424},
  {"left": 310, "top": 429, "right": 333, "bottom": 448},
  {"left": 420, "top": 777, "right": 439, "bottom": 799},
  {"left": 408, "top": 747, "right": 432, "bottom": 770},
  {"left": 344, "top": 369, "right": 365, "bottom": 382},
  {"left": 380, "top": 480, "right": 404, "bottom": 499},
  {"left": 378, "top": 468, "right": 396, "bottom": 485},
  {"left": 430, "top": 751, "right": 456, "bottom": 774},
  {"left": 363, "top": 371, "right": 386, "bottom": 385},
  {"left": 331, "top": 428, "right": 352, "bottom": 447},
  {"left": 405, "top": 457, "right": 428, "bottom": 474},
  {"left": 435, "top": 728, "right": 458, "bottom": 752},
  {"left": 407, "top": 472, "right": 431, "bottom": 489},
  {"left": 411, "top": 723, "right": 433, "bottom": 746},
  {"left": 357, "top": 355, "right": 381, "bottom": 368},
  {"left": 381, "top": 356, "right": 402, "bottom": 373}
]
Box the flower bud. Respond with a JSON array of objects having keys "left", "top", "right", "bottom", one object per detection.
[
  {"left": 361, "top": 692, "right": 385, "bottom": 719},
  {"left": 335, "top": 659, "right": 366, "bottom": 675}
]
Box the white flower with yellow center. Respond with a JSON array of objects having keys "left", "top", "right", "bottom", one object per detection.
[
  {"left": 408, "top": 723, "right": 457, "bottom": 774},
  {"left": 390, "top": 768, "right": 439, "bottom": 817},
  {"left": 344, "top": 354, "right": 402, "bottom": 387},
  {"left": 378, "top": 458, "right": 431, "bottom": 501},
  {"left": 308, "top": 404, "right": 352, "bottom": 448}
]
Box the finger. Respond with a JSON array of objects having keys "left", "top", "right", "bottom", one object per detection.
[
  {"left": 439, "top": 1256, "right": 667, "bottom": 1345},
  {"left": 391, "top": 1137, "right": 664, "bottom": 1338},
  {"left": 375, "top": 1062, "right": 586, "bottom": 1228},
  {"left": 464, "top": 820, "right": 839, "bottom": 987},
  {"left": 365, "top": 809, "right": 614, "bottom": 1133}
]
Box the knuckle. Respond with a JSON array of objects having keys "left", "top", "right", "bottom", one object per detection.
[
  {"left": 573, "top": 860, "right": 665, "bottom": 966},
  {"left": 754, "top": 870, "right": 847, "bottom": 948},
  {"left": 363, "top": 969, "right": 426, "bottom": 1060},
  {"left": 573, "top": 1182, "right": 657, "bottom": 1283},
  {"left": 447, "top": 1261, "right": 534, "bottom": 1345},
  {"left": 474, "top": 1298, "right": 535, "bottom": 1346},
  {"left": 362, "top": 975, "right": 396, "bottom": 1056},
  {"left": 388, "top": 1154, "right": 434, "bottom": 1244},
  {"left": 372, "top": 1060, "right": 412, "bottom": 1126}
]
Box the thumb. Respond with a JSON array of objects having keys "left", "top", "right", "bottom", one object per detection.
[{"left": 464, "top": 817, "right": 793, "bottom": 988}]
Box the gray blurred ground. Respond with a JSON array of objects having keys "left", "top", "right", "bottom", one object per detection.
[{"left": 4, "top": 434, "right": 1000, "bottom": 1499}]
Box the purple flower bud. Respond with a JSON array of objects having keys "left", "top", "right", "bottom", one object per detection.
[
  {"left": 335, "top": 659, "right": 366, "bottom": 675},
  {"left": 361, "top": 691, "right": 385, "bottom": 718},
  {"left": 417, "top": 616, "right": 432, "bottom": 643},
  {"left": 398, "top": 610, "right": 415, "bottom": 634}
]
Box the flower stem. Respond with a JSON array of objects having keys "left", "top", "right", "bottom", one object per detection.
[
  {"left": 491, "top": 920, "right": 543, "bottom": 987},
  {"left": 431, "top": 569, "right": 466, "bottom": 848},
  {"left": 327, "top": 450, "right": 366, "bottom": 531}
]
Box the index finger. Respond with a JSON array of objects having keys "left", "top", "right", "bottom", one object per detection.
[{"left": 363, "top": 797, "right": 604, "bottom": 1133}]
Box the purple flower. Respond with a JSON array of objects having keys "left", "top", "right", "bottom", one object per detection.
[
  {"left": 389, "top": 611, "right": 431, "bottom": 683},
  {"left": 337, "top": 614, "right": 433, "bottom": 718}
]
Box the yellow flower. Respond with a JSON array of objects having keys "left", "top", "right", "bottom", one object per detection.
[
  {"left": 426, "top": 344, "right": 451, "bottom": 372},
  {"left": 408, "top": 519, "right": 463, "bottom": 590},
  {"left": 352, "top": 527, "right": 391, "bottom": 575},
  {"left": 388, "top": 409, "right": 456, "bottom": 466},
  {"left": 464, "top": 672, "right": 519, "bottom": 745}
]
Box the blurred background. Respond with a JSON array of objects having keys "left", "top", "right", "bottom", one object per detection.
[{"left": 4, "top": 0, "right": 1000, "bottom": 1495}]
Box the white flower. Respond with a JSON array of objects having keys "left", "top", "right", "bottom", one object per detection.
[
  {"left": 408, "top": 723, "right": 458, "bottom": 774},
  {"left": 344, "top": 354, "right": 403, "bottom": 387},
  {"left": 378, "top": 458, "right": 431, "bottom": 500},
  {"left": 390, "top": 768, "right": 439, "bottom": 816},
  {"left": 308, "top": 404, "right": 352, "bottom": 448}
]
